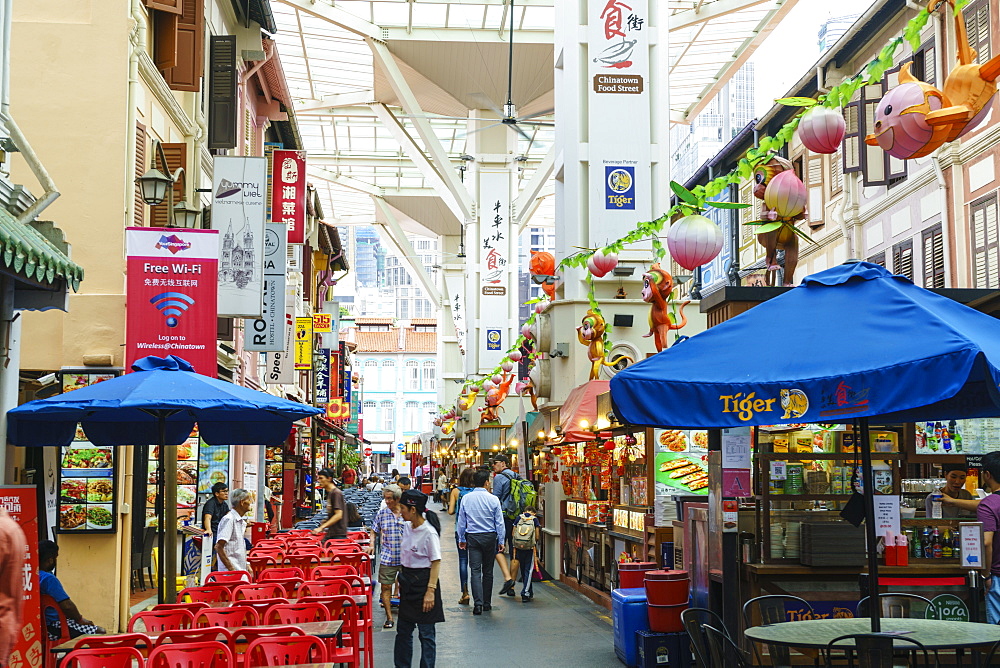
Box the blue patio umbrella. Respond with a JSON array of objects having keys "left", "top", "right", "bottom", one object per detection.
[
  {"left": 8, "top": 355, "right": 321, "bottom": 601},
  {"left": 611, "top": 261, "right": 1000, "bottom": 630}
]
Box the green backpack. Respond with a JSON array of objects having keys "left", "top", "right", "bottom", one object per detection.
[{"left": 500, "top": 471, "right": 537, "bottom": 520}]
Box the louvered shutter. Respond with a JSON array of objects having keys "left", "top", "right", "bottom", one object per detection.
[
  {"left": 842, "top": 100, "right": 861, "bottom": 174},
  {"left": 150, "top": 143, "right": 186, "bottom": 228},
  {"left": 867, "top": 252, "right": 886, "bottom": 267},
  {"left": 830, "top": 148, "right": 843, "bottom": 194},
  {"left": 739, "top": 180, "right": 753, "bottom": 247},
  {"left": 135, "top": 122, "right": 147, "bottom": 227},
  {"left": 922, "top": 224, "right": 945, "bottom": 288},
  {"left": 143, "top": 0, "right": 181, "bottom": 14},
  {"left": 892, "top": 239, "right": 913, "bottom": 280},
  {"left": 208, "top": 35, "right": 237, "bottom": 150},
  {"left": 922, "top": 42, "right": 937, "bottom": 87},
  {"left": 971, "top": 195, "right": 999, "bottom": 289},
  {"left": 153, "top": 10, "right": 179, "bottom": 71},
  {"left": 244, "top": 107, "right": 255, "bottom": 156},
  {"left": 163, "top": 0, "right": 203, "bottom": 92},
  {"left": 807, "top": 154, "right": 825, "bottom": 228},
  {"left": 861, "top": 82, "right": 888, "bottom": 186},
  {"left": 965, "top": 0, "right": 991, "bottom": 64}
]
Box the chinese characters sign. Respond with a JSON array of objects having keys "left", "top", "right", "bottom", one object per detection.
[
  {"left": 2, "top": 487, "right": 40, "bottom": 668},
  {"left": 125, "top": 228, "right": 219, "bottom": 376},
  {"left": 315, "top": 348, "right": 331, "bottom": 404},
  {"left": 444, "top": 273, "right": 467, "bottom": 358},
  {"left": 271, "top": 149, "right": 306, "bottom": 244},
  {"left": 477, "top": 171, "right": 512, "bottom": 371},
  {"left": 294, "top": 316, "right": 313, "bottom": 370},
  {"left": 212, "top": 156, "right": 266, "bottom": 318}
]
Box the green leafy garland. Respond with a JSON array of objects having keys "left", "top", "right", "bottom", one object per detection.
[{"left": 438, "top": 2, "right": 946, "bottom": 419}]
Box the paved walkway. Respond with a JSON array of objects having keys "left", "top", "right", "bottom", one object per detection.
[{"left": 371, "top": 506, "right": 618, "bottom": 667}]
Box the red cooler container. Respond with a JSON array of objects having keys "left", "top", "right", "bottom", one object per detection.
[
  {"left": 618, "top": 561, "right": 657, "bottom": 589},
  {"left": 644, "top": 569, "right": 690, "bottom": 606}
]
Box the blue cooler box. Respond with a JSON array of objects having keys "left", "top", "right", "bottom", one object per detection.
[
  {"left": 636, "top": 630, "right": 691, "bottom": 668},
  {"left": 612, "top": 587, "right": 649, "bottom": 667}
]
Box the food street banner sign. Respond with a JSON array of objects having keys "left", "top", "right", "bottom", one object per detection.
[
  {"left": 272, "top": 149, "right": 307, "bottom": 244},
  {"left": 126, "top": 227, "right": 219, "bottom": 376},
  {"left": 245, "top": 223, "right": 287, "bottom": 352},
  {"left": 2, "top": 486, "right": 41, "bottom": 668},
  {"left": 588, "top": 0, "right": 651, "bottom": 239},
  {"left": 478, "top": 170, "right": 511, "bottom": 372},
  {"left": 212, "top": 156, "right": 267, "bottom": 318}
]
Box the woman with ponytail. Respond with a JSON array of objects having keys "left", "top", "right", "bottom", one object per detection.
[{"left": 395, "top": 489, "right": 444, "bottom": 667}]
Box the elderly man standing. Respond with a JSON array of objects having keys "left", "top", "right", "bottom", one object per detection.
[
  {"left": 368, "top": 484, "right": 406, "bottom": 628},
  {"left": 215, "top": 488, "right": 252, "bottom": 572}
]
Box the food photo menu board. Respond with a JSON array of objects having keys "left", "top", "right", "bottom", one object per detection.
[
  {"left": 57, "top": 372, "right": 119, "bottom": 533},
  {"left": 145, "top": 433, "right": 200, "bottom": 528},
  {"left": 652, "top": 428, "right": 710, "bottom": 496}
]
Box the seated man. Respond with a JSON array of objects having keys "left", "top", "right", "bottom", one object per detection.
[{"left": 38, "top": 540, "right": 105, "bottom": 639}]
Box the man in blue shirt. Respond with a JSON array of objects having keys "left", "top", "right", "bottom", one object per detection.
[
  {"left": 38, "top": 540, "right": 104, "bottom": 639},
  {"left": 457, "top": 469, "right": 505, "bottom": 615}
]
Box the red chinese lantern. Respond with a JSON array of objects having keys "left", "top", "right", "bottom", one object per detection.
[
  {"left": 763, "top": 171, "right": 807, "bottom": 218},
  {"left": 587, "top": 248, "right": 619, "bottom": 278},
  {"left": 667, "top": 215, "right": 723, "bottom": 270},
  {"left": 797, "top": 106, "right": 846, "bottom": 154},
  {"left": 552, "top": 447, "right": 562, "bottom": 456}
]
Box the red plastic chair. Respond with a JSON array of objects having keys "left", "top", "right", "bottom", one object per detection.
[
  {"left": 179, "top": 585, "right": 232, "bottom": 603},
  {"left": 299, "top": 579, "right": 351, "bottom": 597},
  {"left": 264, "top": 602, "right": 330, "bottom": 625},
  {"left": 153, "top": 627, "right": 234, "bottom": 648},
  {"left": 204, "top": 570, "right": 252, "bottom": 584},
  {"left": 313, "top": 564, "right": 358, "bottom": 579},
  {"left": 284, "top": 554, "right": 321, "bottom": 578},
  {"left": 325, "top": 543, "right": 363, "bottom": 557},
  {"left": 128, "top": 609, "right": 194, "bottom": 633},
  {"left": 194, "top": 607, "right": 260, "bottom": 629},
  {"left": 233, "top": 583, "right": 285, "bottom": 601},
  {"left": 63, "top": 646, "right": 145, "bottom": 668},
  {"left": 147, "top": 640, "right": 234, "bottom": 668},
  {"left": 255, "top": 566, "right": 305, "bottom": 583},
  {"left": 73, "top": 633, "right": 151, "bottom": 655},
  {"left": 41, "top": 594, "right": 70, "bottom": 668},
  {"left": 347, "top": 531, "right": 368, "bottom": 541},
  {"left": 244, "top": 635, "right": 327, "bottom": 667},
  {"left": 286, "top": 545, "right": 324, "bottom": 556},
  {"left": 231, "top": 626, "right": 306, "bottom": 667},
  {"left": 331, "top": 552, "right": 371, "bottom": 576},
  {"left": 153, "top": 602, "right": 210, "bottom": 613},
  {"left": 231, "top": 598, "right": 289, "bottom": 619},
  {"left": 301, "top": 594, "right": 361, "bottom": 667},
  {"left": 246, "top": 555, "right": 278, "bottom": 579}
]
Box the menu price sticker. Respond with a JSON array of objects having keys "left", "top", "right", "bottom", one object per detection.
[
  {"left": 873, "top": 495, "right": 900, "bottom": 538},
  {"left": 960, "top": 522, "right": 985, "bottom": 569}
]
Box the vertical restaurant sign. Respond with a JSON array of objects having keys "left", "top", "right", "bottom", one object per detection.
[
  {"left": 294, "top": 316, "right": 313, "bottom": 369},
  {"left": 312, "top": 313, "right": 332, "bottom": 333},
  {"left": 315, "top": 348, "right": 331, "bottom": 405},
  {"left": 1, "top": 487, "right": 40, "bottom": 668},
  {"left": 244, "top": 223, "right": 287, "bottom": 352},
  {"left": 212, "top": 156, "right": 267, "bottom": 318},
  {"left": 478, "top": 170, "right": 511, "bottom": 372},
  {"left": 588, "top": 0, "right": 651, "bottom": 239},
  {"left": 266, "top": 287, "right": 296, "bottom": 385},
  {"left": 126, "top": 227, "right": 219, "bottom": 376},
  {"left": 444, "top": 272, "right": 467, "bottom": 357},
  {"left": 272, "top": 149, "right": 307, "bottom": 244}
]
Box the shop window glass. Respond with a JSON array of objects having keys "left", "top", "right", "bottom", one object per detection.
[{"left": 422, "top": 362, "right": 436, "bottom": 391}]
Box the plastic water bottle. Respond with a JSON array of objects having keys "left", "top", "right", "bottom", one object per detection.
[{"left": 930, "top": 493, "right": 943, "bottom": 519}]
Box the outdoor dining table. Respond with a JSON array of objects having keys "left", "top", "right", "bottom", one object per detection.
[
  {"left": 744, "top": 618, "right": 1000, "bottom": 651},
  {"left": 50, "top": 620, "right": 345, "bottom": 653}
]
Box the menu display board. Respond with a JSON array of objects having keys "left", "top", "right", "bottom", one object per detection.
[
  {"left": 57, "top": 371, "right": 120, "bottom": 533},
  {"left": 146, "top": 434, "right": 200, "bottom": 528},
  {"left": 265, "top": 446, "right": 284, "bottom": 496},
  {"left": 654, "top": 452, "right": 709, "bottom": 496},
  {"left": 198, "top": 441, "right": 230, "bottom": 493}
]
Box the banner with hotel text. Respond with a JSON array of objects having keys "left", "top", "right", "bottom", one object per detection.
[{"left": 126, "top": 227, "right": 219, "bottom": 376}]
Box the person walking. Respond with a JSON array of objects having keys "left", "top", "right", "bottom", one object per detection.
[
  {"left": 977, "top": 451, "right": 1000, "bottom": 623},
  {"left": 489, "top": 454, "right": 519, "bottom": 595},
  {"left": 214, "top": 488, "right": 252, "bottom": 572},
  {"left": 456, "top": 469, "right": 505, "bottom": 615},
  {"left": 395, "top": 489, "right": 444, "bottom": 668},
  {"left": 312, "top": 468, "right": 348, "bottom": 541},
  {"left": 511, "top": 507, "right": 541, "bottom": 601},
  {"left": 0, "top": 506, "right": 26, "bottom": 663},
  {"left": 447, "top": 467, "right": 476, "bottom": 604},
  {"left": 368, "top": 484, "right": 406, "bottom": 628}
]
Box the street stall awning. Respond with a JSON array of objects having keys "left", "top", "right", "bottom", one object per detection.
[{"left": 558, "top": 380, "right": 610, "bottom": 443}]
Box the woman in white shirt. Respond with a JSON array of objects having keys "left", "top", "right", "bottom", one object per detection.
[{"left": 394, "top": 489, "right": 444, "bottom": 668}]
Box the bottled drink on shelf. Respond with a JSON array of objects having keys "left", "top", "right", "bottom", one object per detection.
[
  {"left": 942, "top": 529, "right": 953, "bottom": 558},
  {"left": 922, "top": 526, "right": 933, "bottom": 558},
  {"left": 932, "top": 528, "right": 942, "bottom": 559}
]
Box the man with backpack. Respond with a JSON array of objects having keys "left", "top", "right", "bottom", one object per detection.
[
  {"left": 511, "top": 506, "right": 541, "bottom": 601},
  {"left": 490, "top": 454, "right": 537, "bottom": 597}
]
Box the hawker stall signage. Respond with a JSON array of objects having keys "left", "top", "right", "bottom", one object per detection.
[
  {"left": 1, "top": 486, "right": 40, "bottom": 668},
  {"left": 272, "top": 149, "right": 307, "bottom": 244},
  {"left": 126, "top": 227, "right": 219, "bottom": 376},
  {"left": 478, "top": 171, "right": 511, "bottom": 372},
  {"left": 212, "top": 156, "right": 266, "bottom": 318}
]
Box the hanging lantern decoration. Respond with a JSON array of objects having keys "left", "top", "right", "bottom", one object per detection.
[
  {"left": 586, "top": 248, "right": 619, "bottom": 278},
  {"left": 864, "top": 63, "right": 953, "bottom": 160},
  {"left": 667, "top": 215, "right": 724, "bottom": 270},
  {"left": 501, "top": 361, "right": 515, "bottom": 372},
  {"left": 625, "top": 434, "right": 637, "bottom": 446},
  {"left": 535, "top": 302, "right": 547, "bottom": 314},
  {"left": 521, "top": 324, "right": 534, "bottom": 339},
  {"left": 509, "top": 350, "right": 523, "bottom": 362},
  {"left": 763, "top": 170, "right": 807, "bottom": 219},
  {"left": 482, "top": 379, "right": 495, "bottom": 391},
  {"left": 492, "top": 374, "right": 503, "bottom": 384},
  {"left": 796, "top": 105, "right": 846, "bottom": 154}
]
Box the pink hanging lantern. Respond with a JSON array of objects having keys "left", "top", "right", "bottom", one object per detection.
[
  {"left": 509, "top": 350, "right": 523, "bottom": 362},
  {"left": 764, "top": 171, "right": 807, "bottom": 218},
  {"left": 486, "top": 388, "right": 500, "bottom": 401},
  {"left": 492, "top": 374, "right": 503, "bottom": 384},
  {"left": 667, "top": 215, "right": 724, "bottom": 270},
  {"left": 797, "top": 106, "right": 846, "bottom": 154},
  {"left": 534, "top": 303, "right": 546, "bottom": 314},
  {"left": 501, "top": 361, "right": 515, "bottom": 372},
  {"left": 521, "top": 324, "right": 534, "bottom": 339},
  {"left": 482, "top": 379, "right": 495, "bottom": 391},
  {"left": 586, "top": 249, "right": 619, "bottom": 278}
]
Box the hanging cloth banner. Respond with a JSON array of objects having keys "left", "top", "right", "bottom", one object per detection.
[
  {"left": 245, "top": 223, "right": 288, "bottom": 352},
  {"left": 444, "top": 272, "right": 468, "bottom": 357},
  {"left": 212, "top": 156, "right": 267, "bottom": 318}
]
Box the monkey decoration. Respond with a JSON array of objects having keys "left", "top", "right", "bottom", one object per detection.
[
  {"left": 457, "top": 385, "right": 479, "bottom": 412},
  {"left": 753, "top": 156, "right": 806, "bottom": 286},
  {"left": 481, "top": 373, "right": 514, "bottom": 424},
  {"left": 522, "top": 374, "right": 539, "bottom": 411},
  {"left": 577, "top": 309, "right": 633, "bottom": 380},
  {"left": 529, "top": 250, "right": 558, "bottom": 301},
  {"left": 641, "top": 263, "right": 690, "bottom": 353}
]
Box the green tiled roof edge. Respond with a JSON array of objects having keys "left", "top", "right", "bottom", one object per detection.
[{"left": 0, "top": 209, "right": 83, "bottom": 292}]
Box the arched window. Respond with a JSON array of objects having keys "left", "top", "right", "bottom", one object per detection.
[
  {"left": 364, "top": 360, "right": 377, "bottom": 368},
  {"left": 380, "top": 400, "right": 395, "bottom": 432},
  {"left": 422, "top": 361, "right": 436, "bottom": 391},
  {"left": 405, "top": 360, "right": 419, "bottom": 390},
  {"left": 405, "top": 401, "right": 419, "bottom": 432},
  {"left": 362, "top": 401, "right": 376, "bottom": 415}
]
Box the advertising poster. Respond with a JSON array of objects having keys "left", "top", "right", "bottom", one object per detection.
[
  {"left": 294, "top": 316, "right": 313, "bottom": 370},
  {"left": 197, "top": 441, "right": 230, "bottom": 494},
  {"left": 444, "top": 273, "right": 467, "bottom": 358},
  {"left": 212, "top": 156, "right": 267, "bottom": 318},
  {"left": 315, "top": 348, "right": 331, "bottom": 405},
  {"left": 655, "top": 452, "right": 709, "bottom": 495},
  {"left": 265, "top": 290, "right": 296, "bottom": 385},
  {"left": 478, "top": 170, "right": 511, "bottom": 372},
  {"left": 312, "top": 313, "right": 332, "bottom": 333},
  {"left": 146, "top": 435, "right": 199, "bottom": 528},
  {"left": 1, "top": 486, "right": 41, "bottom": 668},
  {"left": 58, "top": 443, "right": 115, "bottom": 533},
  {"left": 125, "top": 227, "right": 219, "bottom": 376},
  {"left": 245, "top": 223, "right": 287, "bottom": 352},
  {"left": 271, "top": 149, "right": 307, "bottom": 244},
  {"left": 587, "top": 0, "right": 651, "bottom": 240}
]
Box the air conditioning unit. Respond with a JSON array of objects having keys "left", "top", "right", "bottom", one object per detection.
[
  {"left": 530, "top": 357, "right": 552, "bottom": 398},
  {"left": 599, "top": 341, "right": 640, "bottom": 380}
]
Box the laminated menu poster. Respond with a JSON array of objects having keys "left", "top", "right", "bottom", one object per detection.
[
  {"left": 198, "top": 441, "right": 230, "bottom": 494},
  {"left": 653, "top": 428, "right": 708, "bottom": 453},
  {"left": 58, "top": 443, "right": 116, "bottom": 533},
  {"left": 654, "top": 452, "right": 709, "bottom": 496},
  {"left": 915, "top": 420, "right": 981, "bottom": 456},
  {"left": 145, "top": 434, "right": 199, "bottom": 528}
]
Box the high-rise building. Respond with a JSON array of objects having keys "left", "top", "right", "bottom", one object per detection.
[
  {"left": 346, "top": 225, "right": 385, "bottom": 289},
  {"left": 819, "top": 15, "right": 860, "bottom": 53},
  {"left": 670, "top": 63, "right": 756, "bottom": 185}
]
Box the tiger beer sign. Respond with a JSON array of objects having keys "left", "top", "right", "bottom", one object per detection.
[{"left": 719, "top": 388, "right": 809, "bottom": 422}]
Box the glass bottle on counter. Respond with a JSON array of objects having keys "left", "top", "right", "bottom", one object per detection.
[
  {"left": 942, "top": 529, "right": 953, "bottom": 558},
  {"left": 932, "top": 528, "right": 943, "bottom": 559},
  {"left": 922, "top": 527, "right": 933, "bottom": 558}
]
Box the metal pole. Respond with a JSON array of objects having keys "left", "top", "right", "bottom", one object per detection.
[
  {"left": 156, "top": 419, "right": 166, "bottom": 603},
  {"left": 859, "top": 416, "right": 881, "bottom": 632}
]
